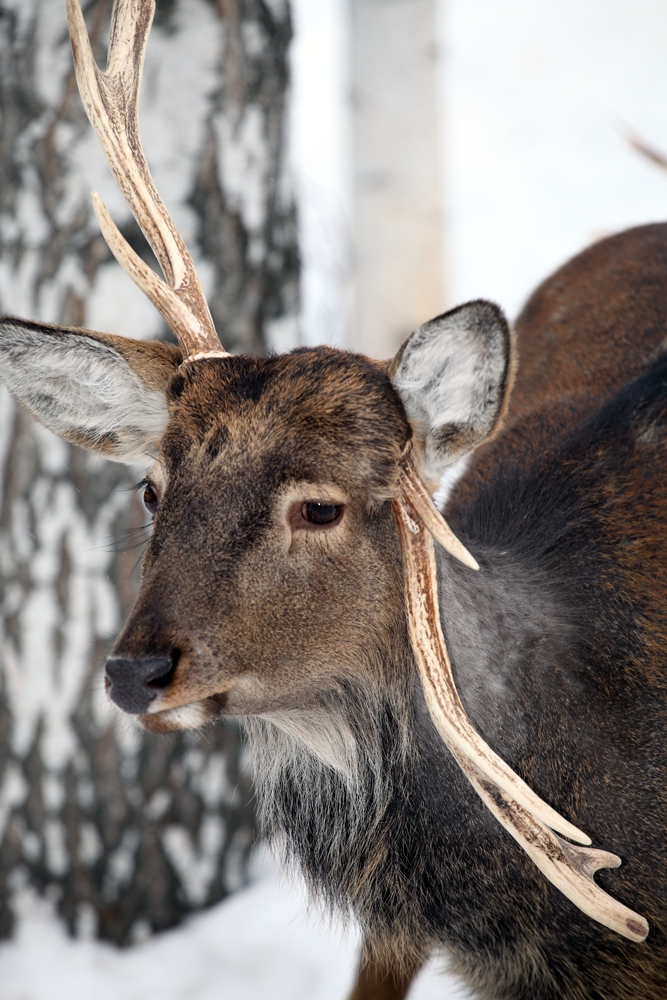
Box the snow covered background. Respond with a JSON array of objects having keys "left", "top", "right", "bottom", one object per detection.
[
  {"left": 292, "top": 0, "right": 667, "bottom": 348},
  {"left": 442, "top": 0, "right": 667, "bottom": 318},
  {"left": 2, "top": 0, "right": 667, "bottom": 996},
  {"left": 0, "top": 848, "right": 472, "bottom": 1000}
]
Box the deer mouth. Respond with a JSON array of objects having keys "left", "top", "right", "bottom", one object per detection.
[{"left": 139, "top": 690, "right": 231, "bottom": 732}]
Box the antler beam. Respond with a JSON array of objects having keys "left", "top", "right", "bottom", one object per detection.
[
  {"left": 392, "top": 463, "right": 649, "bottom": 941},
  {"left": 67, "top": 0, "right": 224, "bottom": 357}
]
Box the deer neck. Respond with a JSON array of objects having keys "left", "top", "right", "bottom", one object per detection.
[{"left": 430, "top": 544, "right": 576, "bottom": 770}]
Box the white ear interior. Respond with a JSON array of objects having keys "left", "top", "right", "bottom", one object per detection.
[
  {"left": 392, "top": 300, "right": 511, "bottom": 480},
  {"left": 0, "top": 320, "right": 171, "bottom": 464}
]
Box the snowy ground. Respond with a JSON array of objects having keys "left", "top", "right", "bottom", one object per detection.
[{"left": 0, "top": 849, "right": 471, "bottom": 1000}]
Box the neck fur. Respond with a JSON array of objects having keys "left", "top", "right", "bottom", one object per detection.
[{"left": 241, "top": 645, "right": 415, "bottom": 903}]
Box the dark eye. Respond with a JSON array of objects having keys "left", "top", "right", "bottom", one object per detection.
[
  {"left": 142, "top": 482, "right": 159, "bottom": 516},
  {"left": 301, "top": 501, "right": 343, "bottom": 526}
]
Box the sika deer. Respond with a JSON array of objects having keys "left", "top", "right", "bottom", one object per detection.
[{"left": 0, "top": 2, "right": 665, "bottom": 998}]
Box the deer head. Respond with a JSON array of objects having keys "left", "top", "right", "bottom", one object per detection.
[{"left": 0, "top": 0, "right": 648, "bottom": 945}]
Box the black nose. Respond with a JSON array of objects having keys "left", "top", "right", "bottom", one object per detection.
[{"left": 105, "top": 652, "right": 179, "bottom": 714}]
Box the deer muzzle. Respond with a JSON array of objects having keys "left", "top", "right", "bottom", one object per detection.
[{"left": 105, "top": 651, "right": 179, "bottom": 714}]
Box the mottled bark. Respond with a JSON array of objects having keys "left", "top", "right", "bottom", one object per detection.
[
  {"left": 0, "top": 0, "right": 297, "bottom": 944},
  {"left": 191, "top": 0, "right": 299, "bottom": 353}
]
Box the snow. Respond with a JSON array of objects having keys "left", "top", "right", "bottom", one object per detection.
[
  {"left": 0, "top": 850, "right": 471, "bottom": 1000},
  {"left": 291, "top": 0, "right": 667, "bottom": 345}
]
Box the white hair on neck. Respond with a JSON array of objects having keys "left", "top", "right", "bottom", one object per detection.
[
  {"left": 258, "top": 708, "right": 361, "bottom": 784},
  {"left": 242, "top": 700, "right": 383, "bottom": 846}
]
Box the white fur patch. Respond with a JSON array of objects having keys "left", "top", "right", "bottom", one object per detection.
[
  {"left": 259, "top": 708, "right": 361, "bottom": 784},
  {"left": 153, "top": 703, "right": 208, "bottom": 729}
]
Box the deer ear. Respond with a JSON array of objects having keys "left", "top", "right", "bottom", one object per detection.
[
  {"left": 0, "top": 318, "right": 183, "bottom": 464},
  {"left": 390, "top": 301, "right": 513, "bottom": 483}
]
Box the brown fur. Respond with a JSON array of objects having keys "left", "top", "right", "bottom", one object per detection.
[{"left": 348, "top": 945, "right": 421, "bottom": 1000}]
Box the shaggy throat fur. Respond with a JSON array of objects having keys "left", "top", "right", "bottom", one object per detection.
[{"left": 240, "top": 663, "right": 426, "bottom": 962}]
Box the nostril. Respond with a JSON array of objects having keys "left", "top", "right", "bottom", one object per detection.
[
  {"left": 104, "top": 650, "right": 181, "bottom": 714},
  {"left": 145, "top": 649, "right": 180, "bottom": 690}
]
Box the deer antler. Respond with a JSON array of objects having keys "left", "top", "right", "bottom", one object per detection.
[
  {"left": 392, "top": 461, "right": 649, "bottom": 942},
  {"left": 66, "top": 0, "right": 225, "bottom": 358},
  {"left": 399, "top": 458, "right": 479, "bottom": 571}
]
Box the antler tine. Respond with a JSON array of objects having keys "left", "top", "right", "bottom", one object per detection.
[
  {"left": 456, "top": 752, "right": 649, "bottom": 942},
  {"left": 66, "top": 0, "right": 224, "bottom": 357}
]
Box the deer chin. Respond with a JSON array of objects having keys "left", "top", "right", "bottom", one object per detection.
[
  {"left": 139, "top": 701, "right": 211, "bottom": 732},
  {"left": 138, "top": 685, "right": 238, "bottom": 732}
]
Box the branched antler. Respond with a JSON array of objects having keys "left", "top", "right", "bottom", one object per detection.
[{"left": 67, "top": 0, "right": 225, "bottom": 357}]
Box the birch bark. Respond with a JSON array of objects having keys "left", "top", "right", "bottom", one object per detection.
[{"left": 0, "top": 0, "right": 297, "bottom": 944}]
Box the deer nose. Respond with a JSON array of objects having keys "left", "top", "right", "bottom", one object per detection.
[{"left": 104, "top": 652, "right": 179, "bottom": 714}]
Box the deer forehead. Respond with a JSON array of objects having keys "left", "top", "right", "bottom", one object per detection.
[{"left": 158, "top": 348, "right": 412, "bottom": 497}]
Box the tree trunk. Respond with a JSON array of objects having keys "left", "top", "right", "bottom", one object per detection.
[
  {"left": 0, "top": 0, "right": 297, "bottom": 945},
  {"left": 350, "top": 0, "right": 445, "bottom": 358}
]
